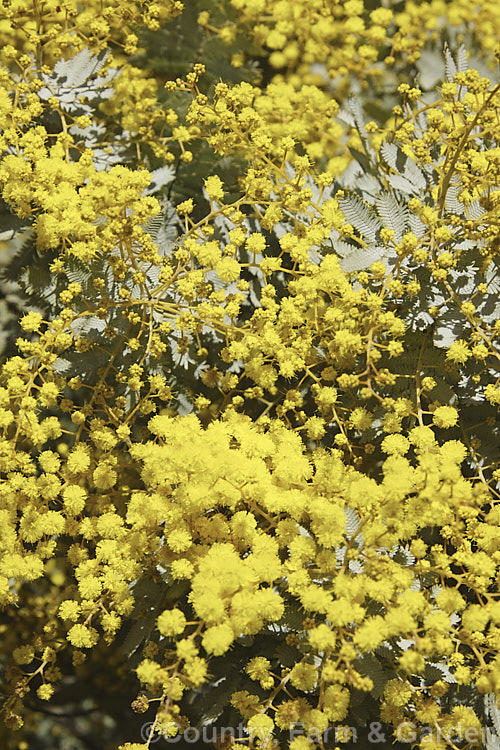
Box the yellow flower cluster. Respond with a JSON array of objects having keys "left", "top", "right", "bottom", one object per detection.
[
  {"left": 1, "top": 397, "right": 498, "bottom": 742},
  {"left": 187, "top": 78, "right": 349, "bottom": 177},
  {"left": 194, "top": 0, "right": 500, "bottom": 178},
  {"left": 219, "top": 0, "right": 500, "bottom": 80},
  {"left": 224, "top": 0, "right": 392, "bottom": 81},
  {"left": 1, "top": 1, "right": 500, "bottom": 748},
  {"left": 0, "top": 0, "right": 183, "bottom": 69}
]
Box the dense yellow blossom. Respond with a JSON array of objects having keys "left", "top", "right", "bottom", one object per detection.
[{"left": 1, "top": 1, "right": 500, "bottom": 748}]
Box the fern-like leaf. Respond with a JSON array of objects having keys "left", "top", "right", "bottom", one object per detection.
[
  {"left": 52, "top": 47, "right": 108, "bottom": 87},
  {"left": 338, "top": 195, "right": 381, "bottom": 241},
  {"left": 375, "top": 191, "right": 408, "bottom": 241}
]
